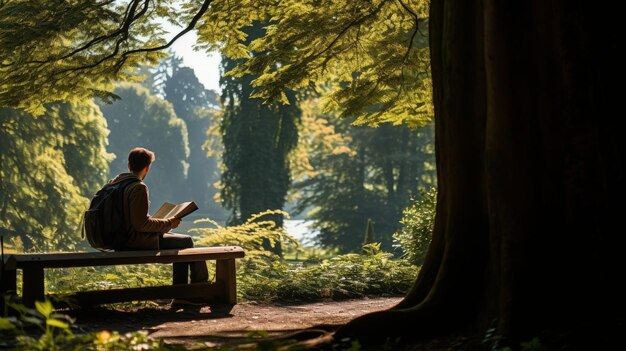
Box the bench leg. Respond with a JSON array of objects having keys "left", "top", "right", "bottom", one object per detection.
[
  {"left": 215, "top": 259, "right": 236, "bottom": 304},
  {"left": 1, "top": 267, "right": 17, "bottom": 294},
  {"left": 172, "top": 263, "right": 189, "bottom": 285},
  {"left": 1, "top": 268, "right": 17, "bottom": 314},
  {"left": 23, "top": 267, "right": 44, "bottom": 307}
]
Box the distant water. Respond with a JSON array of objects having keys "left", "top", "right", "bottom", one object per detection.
[{"left": 284, "top": 219, "right": 318, "bottom": 246}]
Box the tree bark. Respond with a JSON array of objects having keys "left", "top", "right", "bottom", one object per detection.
[{"left": 336, "top": 1, "right": 625, "bottom": 347}]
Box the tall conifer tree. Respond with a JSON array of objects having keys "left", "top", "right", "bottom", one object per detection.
[
  {"left": 162, "top": 58, "right": 223, "bottom": 218},
  {"left": 219, "top": 23, "right": 300, "bottom": 228}
]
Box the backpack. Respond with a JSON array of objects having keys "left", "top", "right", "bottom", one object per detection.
[{"left": 83, "top": 178, "right": 139, "bottom": 250}]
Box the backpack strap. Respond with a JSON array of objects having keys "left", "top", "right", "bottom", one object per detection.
[{"left": 109, "top": 177, "right": 141, "bottom": 250}]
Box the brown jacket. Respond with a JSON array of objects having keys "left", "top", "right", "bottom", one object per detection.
[{"left": 110, "top": 173, "right": 174, "bottom": 250}]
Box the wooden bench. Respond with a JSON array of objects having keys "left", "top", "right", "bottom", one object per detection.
[{"left": 0, "top": 246, "right": 244, "bottom": 308}]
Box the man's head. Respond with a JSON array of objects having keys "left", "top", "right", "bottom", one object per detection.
[{"left": 128, "top": 147, "right": 155, "bottom": 180}]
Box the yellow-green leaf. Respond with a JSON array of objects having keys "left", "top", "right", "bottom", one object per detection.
[
  {"left": 46, "top": 318, "right": 69, "bottom": 329},
  {"left": 35, "top": 300, "right": 53, "bottom": 318},
  {"left": 0, "top": 317, "right": 16, "bottom": 330}
]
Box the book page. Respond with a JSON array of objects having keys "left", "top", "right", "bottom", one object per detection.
[
  {"left": 153, "top": 202, "right": 176, "bottom": 219},
  {"left": 152, "top": 201, "right": 198, "bottom": 219},
  {"left": 170, "top": 201, "right": 198, "bottom": 218},
  {"left": 168, "top": 202, "right": 189, "bottom": 218}
]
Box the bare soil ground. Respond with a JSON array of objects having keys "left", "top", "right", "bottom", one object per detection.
[{"left": 69, "top": 297, "right": 404, "bottom": 349}]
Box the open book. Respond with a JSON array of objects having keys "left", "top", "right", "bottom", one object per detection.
[{"left": 152, "top": 201, "right": 198, "bottom": 219}]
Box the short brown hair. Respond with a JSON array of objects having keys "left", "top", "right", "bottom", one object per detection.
[{"left": 128, "top": 147, "right": 155, "bottom": 172}]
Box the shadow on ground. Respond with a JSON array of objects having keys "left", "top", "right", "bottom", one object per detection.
[{"left": 66, "top": 298, "right": 403, "bottom": 348}]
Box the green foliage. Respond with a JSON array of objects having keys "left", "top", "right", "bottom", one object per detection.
[
  {"left": 239, "top": 242, "right": 418, "bottom": 302},
  {"left": 198, "top": 0, "right": 432, "bottom": 127},
  {"left": 51, "top": 103, "right": 114, "bottom": 197},
  {"left": 220, "top": 23, "right": 300, "bottom": 230},
  {"left": 283, "top": 245, "right": 340, "bottom": 262},
  {"left": 1, "top": 298, "right": 362, "bottom": 350},
  {"left": 393, "top": 187, "right": 437, "bottom": 264},
  {"left": 161, "top": 56, "right": 220, "bottom": 111},
  {"left": 1, "top": 300, "right": 80, "bottom": 350},
  {"left": 294, "top": 101, "right": 436, "bottom": 253},
  {"left": 90, "top": 330, "right": 184, "bottom": 351},
  {"left": 0, "top": 300, "right": 182, "bottom": 350},
  {"left": 0, "top": 0, "right": 181, "bottom": 114},
  {"left": 192, "top": 210, "right": 299, "bottom": 261},
  {"left": 97, "top": 83, "right": 190, "bottom": 207},
  {"left": 0, "top": 102, "right": 112, "bottom": 251},
  {"left": 192, "top": 211, "right": 417, "bottom": 302},
  {"left": 3, "top": 0, "right": 432, "bottom": 131},
  {"left": 482, "top": 325, "right": 545, "bottom": 351}
]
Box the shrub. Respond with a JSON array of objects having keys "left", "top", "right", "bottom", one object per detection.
[
  {"left": 192, "top": 211, "right": 419, "bottom": 302},
  {"left": 231, "top": 243, "right": 418, "bottom": 302},
  {"left": 393, "top": 187, "right": 437, "bottom": 264}
]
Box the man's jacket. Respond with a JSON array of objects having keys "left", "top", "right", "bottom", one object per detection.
[{"left": 109, "top": 173, "right": 174, "bottom": 250}]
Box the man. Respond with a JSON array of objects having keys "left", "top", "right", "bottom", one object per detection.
[{"left": 110, "top": 147, "right": 209, "bottom": 285}]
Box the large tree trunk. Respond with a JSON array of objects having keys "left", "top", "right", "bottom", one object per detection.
[{"left": 335, "top": 1, "right": 625, "bottom": 347}]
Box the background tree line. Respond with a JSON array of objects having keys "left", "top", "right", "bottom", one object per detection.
[
  {"left": 0, "top": 2, "right": 436, "bottom": 258},
  {"left": 1, "top": 52, "right": 434, "bottom": 256}
]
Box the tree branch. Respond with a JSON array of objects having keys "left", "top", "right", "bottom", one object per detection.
[
  {"left": 26, "top": 0, "right": 128, "bottom": 65},
  {"left": 35, "top": 0, "right": 212, "bottom": 78},
  {"left": 298, "top": 0, "right": 389, "bottom": 76},
  {"left": 315, "top": 1, "right": 388, "bottom": 62},
  {"left": 397, "top": 0, "right": 420, "bottom": 64},
  {"left": 121, "top": 0, "right": 212, "bottom": 58}
]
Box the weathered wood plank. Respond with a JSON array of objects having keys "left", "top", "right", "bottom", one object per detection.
[
  {"left": 2, "top": 255, "right": 17, "bottom": 270},
  {"left": 1, "top": 267, "right": 16, "bottom": 294},
  {"left": 11, "top": 246, "right": 244, "bottom": 268},
  {"left": 1, "top": 257, "right": 18, "bottom": 312},
  {"left": 23, "top": 267, "right": 44, "bottom": 307},
  {"left": 216, "top": 259, "right": 237, "bottom": 304},
  {"left": 172, "top": 262, "right": 189, "bottom": 285}
]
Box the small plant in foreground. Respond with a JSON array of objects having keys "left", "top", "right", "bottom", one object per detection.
[{"left": 0, "top": 299, "right": 183, "bottom": 350}]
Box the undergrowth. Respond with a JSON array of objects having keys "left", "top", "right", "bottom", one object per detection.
[
  {"left": 2, "top": 210, "right": 419, "bottom": 349},
  {"left": 17, "top": 211, "right": 418, "bottom": 305},
  {"left": 192, "top": 210, "right": 418, "bottom": 302}
]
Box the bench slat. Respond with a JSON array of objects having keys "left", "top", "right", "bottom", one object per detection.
[{"left": 8, "top": 246, "right": 244, "bottom": 269}]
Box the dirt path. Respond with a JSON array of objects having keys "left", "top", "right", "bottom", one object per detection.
[{"left": 70, "top": 297, "right": 402, "bottom": 348}]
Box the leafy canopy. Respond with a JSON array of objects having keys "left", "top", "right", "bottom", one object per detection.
[
  {"left": 198, "top": 0, "right": 432, "bottom": 127},
  {"left": 2, "top": 0, "right": 431, "bottom": 127},
  {"left": 0, "top": 0, "right": 209, "bottom": 114}
]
